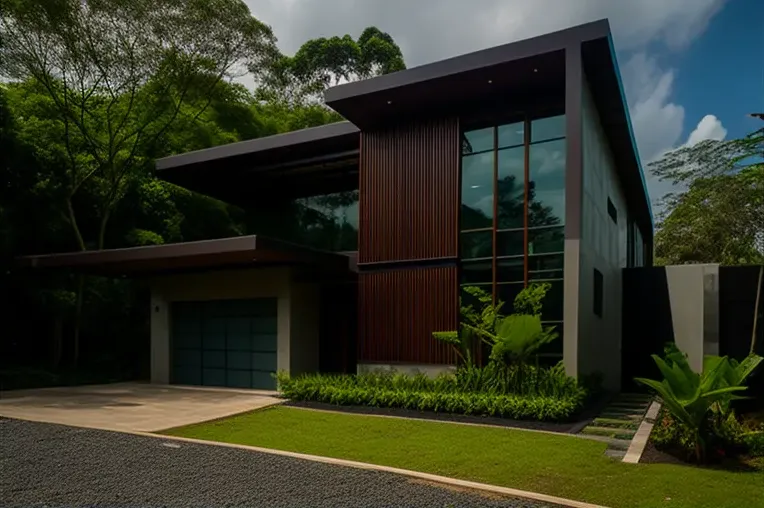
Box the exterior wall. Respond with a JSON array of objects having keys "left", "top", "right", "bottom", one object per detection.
[
  {"left": 574, "top": 76, "right": 629, "bottom": 390},
  {"left": 358, "top": 118, "right": 460, "bottom": 365},
  {"left": 666, "top": 264, "right": 720, "bottom": 371},
  {"left": 149, "top": 267, "right": 320, "bottom": 384},
  {"left": 358, "top": 267, "right": 458, "bottom": 364}
]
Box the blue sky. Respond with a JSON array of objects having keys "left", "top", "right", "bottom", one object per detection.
[
  {"left": 669, "top": 0, "right": 763, "bottom": 144},
  {"left": 245, "top": 0, "right": 762, "bottom": 211}
]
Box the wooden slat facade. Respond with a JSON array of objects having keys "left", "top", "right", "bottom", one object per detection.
[
  {"left": 358, "top": 267, "right": 458, "bottom": 364},
  {"left": 359, "top": 118, "right": 460, "bottom": 264},
  {"left": 357, "top": 118, "right": 460, "bottom": 365}
]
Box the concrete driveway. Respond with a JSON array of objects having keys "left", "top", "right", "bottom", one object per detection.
[{"left": 0, "top": 382, "right": 280, "bottom": 432}]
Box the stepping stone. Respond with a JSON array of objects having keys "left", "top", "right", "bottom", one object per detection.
[
  {"left": 592, "top": 418, "right": 639, "bottom": 429},
  {"left": 581, "top": 426, "right": 636, "bottom": 440},
  {"left": 605, "top": 449, "right": 627, "bottom": 459}
]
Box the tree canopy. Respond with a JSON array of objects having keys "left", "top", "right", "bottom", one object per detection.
[{"left": 651, "top": 127, "right": 764, "bottom": 265}]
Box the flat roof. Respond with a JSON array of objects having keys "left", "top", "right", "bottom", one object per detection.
[
  {"left": 16, "top": 236, "right": 350, "bottom": 276},
  {"left": 155, "top": 122, "right": 360, "bottom": 205}
]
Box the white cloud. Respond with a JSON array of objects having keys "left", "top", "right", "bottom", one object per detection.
[{"left": 685, "top": 114, "right": 728, "bottom": 146}]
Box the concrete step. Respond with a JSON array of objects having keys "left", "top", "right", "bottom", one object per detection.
[
  {"left": 592, "top": 417, "right": 639, "bottom": 429},
  {"left": 605, "top": 448, "right": 628, "bottom": 460},
  {"left": 581, "top": 426, "right": 636, "bottom": 440}
]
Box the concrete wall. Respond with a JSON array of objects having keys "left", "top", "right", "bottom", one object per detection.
[
  {"left": 665, "top": 264, "right": 720, "bottom": 371},
  {"left": 148, "top": 267, "right": 320, "bottom": 384},
  {"left": 572, "top": 76, "right": 629, "bottom": 391}
]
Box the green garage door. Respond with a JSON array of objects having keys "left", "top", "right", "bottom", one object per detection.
[{"left": 171, "top": 298, "right": 278, "bottom": 390}]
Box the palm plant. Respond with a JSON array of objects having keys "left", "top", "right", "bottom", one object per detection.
[{"left": 635, "top": 348, "right": 762, "bottom": 462}]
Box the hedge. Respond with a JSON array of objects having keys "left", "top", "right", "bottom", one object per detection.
[{"left": 277, "top": 372, "right": 585, "bottom": 422}]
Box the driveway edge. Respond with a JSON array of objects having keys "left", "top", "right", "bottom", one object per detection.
[{"left": 133, "top": 429, "right": 609, "bottom": 508}]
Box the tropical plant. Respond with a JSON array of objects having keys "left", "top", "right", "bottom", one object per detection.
[{"left": 635, "top": 348, "right": 762, "bottom": 462}]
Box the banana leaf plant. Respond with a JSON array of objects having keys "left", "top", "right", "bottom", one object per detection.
[{"left": 635, "top": 349, "right": 762, "bottom": 462}]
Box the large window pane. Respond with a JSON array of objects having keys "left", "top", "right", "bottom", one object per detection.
[
  {"left": 461, "top": 230, "right": 492, "bottom": 259},
  {"left": 461, "top": 260, "right": 493, "bottom": 285},
  {"left": 531, "top": 114, "right": 565, "bottom": 143},
  {"left": 528, "top": 139, "right": 565, "bottom": 228},
  {"left": 497, "top": 121, "right": 525, "bottom": 149},
  {"left": 462, "top": 127, "right": 493, "bottom": 155},
  {"left": 528, "top": 253, "right": 563, "bottom": 272},
  {"left": 528, "top": 226, "right": 564, "bottom": 255},
  {"left": 461, "top": 151, "right": 494, "bottom": 229},
  {"left": 540, "top": 280, "right": 564, "bottom": 321},
  {"left": 496, "top": 230, "right": 524, "bottom": 257},
  {"left": 497, "top": 146, "right": 525, "bottom": 230},
  {"left": 497, "top": 283, "right": 524, "bottom": 312},
  {"left": 497, "top": 258, "right": 524, "bottom": 283}
]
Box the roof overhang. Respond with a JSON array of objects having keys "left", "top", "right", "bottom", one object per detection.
[
  {"left": 324, "top": 19, "right": 652, "bottom": 232},
  {"left": 16, "top": 236, "right": 351, "bottom": 276},
  {"left": 155, "top": 122, "right": 360, "bottom": 205}
]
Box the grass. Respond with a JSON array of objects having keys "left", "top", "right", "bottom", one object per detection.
[{"left": 162, "top": 406, "right": 764, "bottom": 508}]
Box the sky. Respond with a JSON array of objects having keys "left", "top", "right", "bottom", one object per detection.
[{"left": 242, "top": 0, "right": 764, "bottom": 213}]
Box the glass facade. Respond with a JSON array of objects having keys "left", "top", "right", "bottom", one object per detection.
[
  {"left": 247, "top": 190, "right": 359, "bottom": 252},
  {"left": 460, "top": 114, "right": 565, "bottom": 358}
]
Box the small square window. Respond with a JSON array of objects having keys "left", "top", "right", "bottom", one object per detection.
[
  {"left": 607, "top": 198, "right": 618, "bottom": 224},
  {"left": 593, "top": 268, "right": 603, "bottom": 318}
]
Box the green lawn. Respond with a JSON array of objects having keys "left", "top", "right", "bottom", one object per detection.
[{"left": 162, "top": 407, "right": 763, "bottom": 508}]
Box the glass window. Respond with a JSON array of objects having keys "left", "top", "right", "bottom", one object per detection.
[
  {"left": 540, "top": 280, "right": 564, "bottom": 321},
  {"left": 496, "top": 146, "right": 525, "bottom": 229},
  {"left": 462, "top": 127, "right": 493, "bottom": 155},
  {"left": 496, "top": 230, "right": 524, "bottom": 257},
  {"left": 528, "top": 226, "right": 564, "bottom": 255},
  {"left": 529, "top": 139, "right": 565, "bottom": 228},
  {"left": 461, "top": 151, "right": 494, "bottom": 229},
  {"left": 461, "top": 260, "right": 493, "bottom": 285},
  {"left": 528, "top": 253, "right": 563, "bottom": 272},
  {"left": 531, "top": 115, "right": 565, "bottom": 143},
  {"left": 529, "top": 269, "right": 564, "bottom": 281},
  {"left": 497, "top": 283, "right": 524, "bottom": 312},
  {"left": 248, "top": 190, "right": 359, "bottom": 251},
  {"left": 497, "top": 258, "right": 524, "bottom": 283},
  {"left": 497, "top": 121, "right": 525, "bottom": 149},
  {"left": 461, "top": 230, "right": 492, "bottom": 260}
]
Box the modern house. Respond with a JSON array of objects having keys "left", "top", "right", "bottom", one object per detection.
[{"left": 20, "top": 20, "right": 653, "bottom": 391}]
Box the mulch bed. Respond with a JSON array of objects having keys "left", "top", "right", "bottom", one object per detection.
[
  {"left": 639, "top": 441, "right": 688, "bottom": 465},
  {"left": 283, "top": 399, "right": 603, "bottom": 434}
]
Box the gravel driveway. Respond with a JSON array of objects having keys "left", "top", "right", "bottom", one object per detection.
[{"left": 1, "top": 418, "right": 556, "bottom": 508}]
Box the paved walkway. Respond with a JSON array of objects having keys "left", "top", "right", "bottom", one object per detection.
[
  {"left": 0, "top": 419, "right": 553, "bottom": 508},
  {"left": 0, "top": 382, "right": 280, "bottom": 432}
]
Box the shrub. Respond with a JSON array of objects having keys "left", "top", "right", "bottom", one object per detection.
[{"left": 276, "top": 370, "right": 586, "bottom": 422}]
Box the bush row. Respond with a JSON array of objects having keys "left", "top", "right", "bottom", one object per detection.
[{"left": 277, "top": 372, "right": 585, "bottom": 422}]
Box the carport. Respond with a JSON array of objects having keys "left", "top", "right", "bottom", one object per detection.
[{"left": 18, "top": 236, "right": 354, "bottom": 390}]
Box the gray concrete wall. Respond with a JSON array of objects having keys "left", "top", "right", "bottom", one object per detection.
[
  {"left": 149, "top": 268, "right": 293, "bottom": 384},
  {"left": 573, "top": 76, "right": 629, "bottom": 391},
  {"left": 357, "top": 363, "right": 456, "bottom": 378},
  {"left": 665, "top": 264, "right": 719, "bottom": 371}
]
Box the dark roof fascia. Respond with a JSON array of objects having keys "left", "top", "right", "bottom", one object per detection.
[
  {"left": 155, "top": 121, "right": 359, "bottom": 171},
  {"left": 324, "top": 20, "right": 610, "bottom": 104},
  {"left": 16, "top": 236, "right": 350, "bottom": 275}
]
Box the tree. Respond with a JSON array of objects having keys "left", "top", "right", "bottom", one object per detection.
[
  {"left": 651, "top": 128, "right": 764, "bottom": 265},
  {"left": 0, "top": 0, "right": 277, "bottom": 251},
  {"left": 257, "top": 26, "right": 405, "bottom": 106}
]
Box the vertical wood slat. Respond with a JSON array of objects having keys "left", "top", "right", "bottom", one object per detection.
[
  {"left": 359, "top": 118, "right": 459, "bottom": 264},
  {"left": 358, "top": 267, "right": 458, "bottom": 364}
]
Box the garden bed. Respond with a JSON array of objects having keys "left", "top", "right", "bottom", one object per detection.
[
  {"left": 276, "top": 367, "right": 590, "bottom": 423},
  {"left": 283, "top": 399, "right": 596, "bottom": 433}
]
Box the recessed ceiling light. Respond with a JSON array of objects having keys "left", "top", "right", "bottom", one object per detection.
[
  {"left": 533, "top": 68, "right": 538, "bottom": 73},
  {"left": 387, "top": 100, "right": 393, "bottom": 105},
  {"left": 487, "top": 79, "right": 493, "bottom": 84}
]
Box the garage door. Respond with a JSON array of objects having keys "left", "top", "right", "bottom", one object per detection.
[{"left": 171, "top": 298, "right": 278, "bottom": 390}]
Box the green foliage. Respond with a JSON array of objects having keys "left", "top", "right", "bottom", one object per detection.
[
  {"left": 651, "top": 127, "right": 764, "bottom": 265},
  {"left": 276, "top": 370, "right": 584, "bottom": 422},
  {"left": 513, "top": 282, "right": 551, "bottom": 316},
  {"left": 636, "top": 348, "right": 763, "bottom": 462},
  {"left": 486, "top": 314, "right": 558, "bottom": 363}
]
